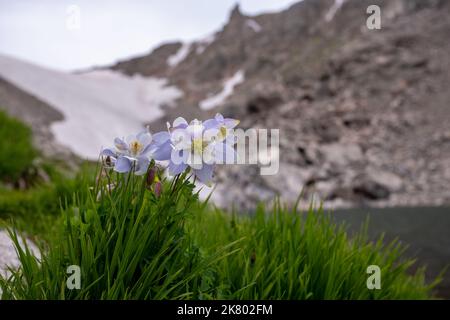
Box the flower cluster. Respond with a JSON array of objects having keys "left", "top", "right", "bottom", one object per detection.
[{"left": 101, "top": 114, "right": 239, "bottom": 185}]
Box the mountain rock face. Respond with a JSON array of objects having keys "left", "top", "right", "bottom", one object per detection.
[{"left": 110, "top": 0, "right": 450, "bottom": 209}]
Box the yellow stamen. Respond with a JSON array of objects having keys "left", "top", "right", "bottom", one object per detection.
[
  {"left": 192, "top": 137, "right": 209, "bottom": 155},
  {"left": 130, "top": 140, "right": 143, "bottom": 156},
  {"left": 219, "top": 126, "right": 227, "bottom": 140}
]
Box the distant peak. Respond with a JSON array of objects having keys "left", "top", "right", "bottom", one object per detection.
[{"left": 230, "top": 3, "right": 244, "bottom": 20}]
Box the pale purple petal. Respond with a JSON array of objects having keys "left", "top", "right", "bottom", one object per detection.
[
  {"left": 114, "top": 156, "right": 132, "bottom": 173},
  {"left": 137, "top": 131, "right": 152, "bottom": 147},
  {"left": 101, "top": 148, "right": 116, "bottom": 157},
  {"left": 135, "top": 156, "right": 150, "bottom": 175},
  {"left": 114, "top": 138, "right": 128, "bottom": 151},
  {"left": 203, "top": 128, "right": 221, "bottom": 144},
  {"left": 203, "top": 119, "right": 220, "bottom": 130},
  {"left": 186, "top": 122, "right": 204, "bottom": 139},
  {"left": 125, "top": 134, "right": 137, "bottom": 144},
  {"left": 194, "top": 164, "right": 214, "bottom": 184},
  {"left": 152, "top": 131, "right": 171, "bottom": 145},
  {"left": 215, "top": 113, "right": 224, "bottom": 122},
  {"left": 224, "top": 118, "right": 240, "bottom": 129},
  {"left": 141, "top": 143, "right": 153, "bottom": 155},
  {"left": 173, "top": 117, "right": 188, "bottom": 129},
  {"left": 171, "top": 129, "right": 191, "bottom": 151},
  {"left": 168, "top": 161, "right": 188, "bottom": 175},
  {"left": 151, "top": 141, "right": 172, "bottom": 161}
]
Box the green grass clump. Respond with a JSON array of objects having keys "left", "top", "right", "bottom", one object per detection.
[
  {"left": 0, "top": 161, "right": 437, "bottom": 300},
  {"left": 0, "top": 164, "right": 94, "bottom": 238},
  {"left": 0, "top": 110, "right": 37, "bottom": 182},
  {"left": 0, "top": 167, "right": 231, "bottom": 299},
  {"left": 191, "top": 205, "right": 436, "bottom": 299}
]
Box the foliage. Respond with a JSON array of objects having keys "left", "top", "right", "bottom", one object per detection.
[
  {"left": 0, "top": 164, "right": 437, "bottom": 299},
  {"left": 0, "top": 110, "right": 37, "bottom": 182}
]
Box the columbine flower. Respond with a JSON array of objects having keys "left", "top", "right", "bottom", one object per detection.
[
  {"left": 101, "top": 131, "right": 153, "bottom": 175},
  {"left": 203, "top": 113, "right": 240, "bottom": 142},
  {"left": 149, "top": 117, "right": 238, "bottom": 185}
]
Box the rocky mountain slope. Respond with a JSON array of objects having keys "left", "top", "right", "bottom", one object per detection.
[
  {"left": 1, "top": 0, "right": 449, "bottom": 209},
  {"left": 109, "top": 0, "right": 450, "bottom": 209}
]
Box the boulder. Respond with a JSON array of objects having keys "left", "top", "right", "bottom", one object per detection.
[{"left": 320, "top": 143, "right": 364, "bottom": 167}]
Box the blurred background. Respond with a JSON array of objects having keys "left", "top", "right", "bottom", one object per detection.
[{"left": 0, "top": 0, "right": 449, "bottom": 296}]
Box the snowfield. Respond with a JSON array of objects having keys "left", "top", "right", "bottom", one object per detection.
[
  {"left": 246, "top": 19, "right": 262, "bottom": 33},
  {"left": 325, "top": 0, "right": 347, "bottom": 22},
  {"left": 196, "top": 33, "right": 216, "bottom": 55},
  {"left": 0, "top": 54, "right": 183, "bottom": 160},
  {"left": 199, "top": 70, "right": 245, "bottom": 111},
  {"left": 167, "top": 43, "right": 192, "bottom": 67}
]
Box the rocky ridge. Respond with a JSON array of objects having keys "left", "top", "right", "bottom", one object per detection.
[{"left": 110, "top": 0, "right": 450, "bottom": 209}]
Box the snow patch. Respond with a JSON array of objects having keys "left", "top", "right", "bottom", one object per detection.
[
  {"left": 167, "top": 43, "right": 192, "bottom": 67},
  {"left": 325, "top": 0, "right": 346, "bottom": 22},
  {"left": 0, "top": 54, "right": 183, "bottom": 160},
  {"left": 199, "top": 70, "right": 245, "bottom": 111},
  {"left": 246, "top": 19, "right": 262, "bottom": 33},
  {"left": 196, "top": 34, "right": 216, "bottom": 55},
  {"left": 0, "top": 230, "right": 41, "bottom": 279}
]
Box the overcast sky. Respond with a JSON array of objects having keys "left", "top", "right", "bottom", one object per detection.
[{"left": 0, "top": 0, "right": 299, "bottom": 71}]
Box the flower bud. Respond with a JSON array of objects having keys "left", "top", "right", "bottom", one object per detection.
[
  {"left": 154, "top": 181, "right": 162, "bottom": 198},
  {"left": 146, "top": 167, "right": 156, "bottom": 189}
]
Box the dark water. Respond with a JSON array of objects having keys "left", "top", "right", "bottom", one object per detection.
[{"left": 330, "top": 207, "right": 450, "bottom": 299}]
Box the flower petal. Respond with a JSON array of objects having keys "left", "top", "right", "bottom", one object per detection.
[
  {"left": 194, "top": 164, "right": 214, "bottom": 184},
  {"left": 114, "top": 156, "right": 132, "bottom": 173},
  {"left": 101, "top": 148, "right": 116, "bottom": 157},
  {"left": 135, "top": 156, "right": 150, "bottom": 175},
  {"left": 224, "top": 118, "right": 240, "bottom": 129},
  {"left": 141, "top": 143, "right": 153, "bottom": 155},
  {"left": 211, "top": 142, "right": 236, "bottom": 164},
  {"left": 215, "top": 113, "right": 224, "bottom": 122},
  {"left": 203, "top": 118, "right": 220, "bottom": 130},
  {"left": 203, "top": 128, "right": 221, "bottom": 144},
  {"left": 114, "top": 138, "right": 128, "bottom": 151},
  {"left": 152, "top": 131, "right": 171, "bottom": 145},
  {"left": 171, "top": 129, "right": 191, "bottom": 151},
  {"left": 173, "top": 117, "right": 188, "bottom": 129},
  {"left": 168, "top": 161, "right": 188, "bottom": 175},
  {"left": 202, "top": 144, "right": 215, "bottom": 165},
  {"left": 137, "top": 131, "right": 152, "bottom": 147},
  {"left": 151, "top": 141, "right": 173, "bottom": 161},
  {"left": 186, "top": 122, "right": 204, "bottom": 139},
  {"left": 125, "top": 134, "right": 137, "bottom": 144}
]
